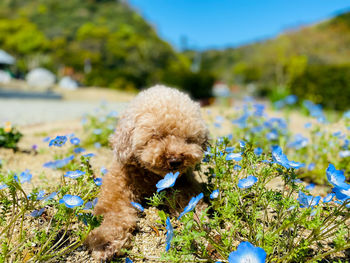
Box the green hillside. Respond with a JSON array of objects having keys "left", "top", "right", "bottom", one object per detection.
[
  {"left": 196, "top": 10, "right": 350, "bottom": 109},
  {"left": 0, "top": 0, "right": 191, "bottom": 90}
]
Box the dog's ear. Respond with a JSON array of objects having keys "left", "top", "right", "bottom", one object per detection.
[{"left": 110, "top": 116, "right": 135, "bottom": 164}]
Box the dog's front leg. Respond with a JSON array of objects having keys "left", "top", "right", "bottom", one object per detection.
[{"left": 86, "top": 165, "right": 137, "bottom": 261}]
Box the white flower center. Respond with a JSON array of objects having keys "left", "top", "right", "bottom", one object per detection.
[
  {"left": 340, "top": 188, "right": 350, "bottom": 196},
  {"left": 241, "top": 254, "right": 258, "bottom": 263}
]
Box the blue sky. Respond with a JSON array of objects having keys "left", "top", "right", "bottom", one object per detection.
[{"left": 129, "top": 0, "right": 350, "bottom": 50}]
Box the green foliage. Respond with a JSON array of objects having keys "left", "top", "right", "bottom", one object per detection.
[
  {"left": 0, "top": 18, "right": 49, "bottom": 55},
  {"left": 290, "top": 64, "right": 350, "bottom": 111},
  {"left": 0, "top": 0, "right": 199, "bottom": 96},
  {"left": 147, "top": 139, "right": 350, "bottom": 262},
  {"left": 81, "top": 105, "right": 119, "bottom": 147},
  {"left": 177, "top": 70, "right": 215, "bottom": 99},
  {"left": 0, "top": 152, "right": 101, "bottom": 262},
  {"left": 0, "top": 125, "right": 23, "bottom": 150}
]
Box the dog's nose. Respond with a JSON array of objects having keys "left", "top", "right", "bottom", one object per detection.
[{"left": 168, "top": 158, "right": 183, "bottom": 169}]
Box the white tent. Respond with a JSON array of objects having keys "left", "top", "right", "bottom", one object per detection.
[
  {"left": 0, "top": 50, "right": 15, "bottom": 65},
  {"left": 26, "top": 68, "right": 56, "bottom": 90},
  {"left": 59, "top": 76, "right": 78, "bottom": 90},
  {"left": 0, "top": 70, "right": 11, "bottom": 83}
]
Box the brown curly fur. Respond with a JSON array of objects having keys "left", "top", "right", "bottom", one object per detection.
[{"left": 86, "top": 85, "right": 209, "bottom": 261}]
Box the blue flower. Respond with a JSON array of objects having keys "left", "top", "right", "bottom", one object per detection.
[
  {"left": 238, "top": 176, "right": 258, "bottom": 189},
  {"left": 84, "top": 200, "right": 96, "bottom": 210},
  {"left": 131, "top": 201, "right": 144, "bottom": 212},
  {"left": 271, "top": 146, "right": 304, "bottom": 169},
  {"left": 28, "top": 190, "right": 45, "bottom": 200},
  {"left": 305, "top": 183, "right": 315, "bottom": 191},
  {"left": 30, "top": 207, "right": 45, "bottom": 217},
  {"left": 344, "top": 110, "right": 350, "bottom": 119},
  {"left": 81, "top": 117, "right": 87, "bottom": 125},
  {"left": 178, "top": 193, "right": 204, "bottom": 219},
  {"left": 332, "top": 185, "right": 350, "bottom": 201},
  {"left": 333, "top": 131, "right": 342, "bottom": 138},
  {"left": 287, "top": 134, "right": 308, "bottom": 149},
  {"left": 108, "top": 110, "right": 118, "bottom": 118},
  {"left": 215, "top": 115, "right": 224, "bottom": 123},
  {"left": 165, "top": 217, "right": 174, "bottom": 251},
  {"left": 74, "top": 147, "right": 86, "bottom": 154},
  {"left": 0, "top": 184, "right": 7, "bottom": 190},
  {"left": 99, "top": 116, "right": 107, "bottom": 123},
  {"left": 232, "top": 114, "right": 249, "bottom": 128},
  {"left": 274, "top": 100, "right": 285, "bottom": 109},
  {"left": 84, "top": 202, "right": 93, "bottom": 210},
  {"left": 100, "top": 167, "right": 108, "bottom": 175},
  {"left": 234, "top": 165, "right": 242, "bottom": 171},
  {"left": 268, "top": 117, "right": 288, "bottom": 130},
  {"left": 156, "top": 172, "right": 179, "bottom": 192},
  {"left": 308, "top": 163, "right": 315, "bottom": 171},
  {"left": 340, "top": 150, "right": 350, "bottom": 158},
  {"left": 214, "top": 122, "right": 222, "bottom": 128},
  {"left": 334, "top": 200, "right": 350, "bottom": 208},
  {"left": 43, "top": 136, "right": 51, "bottom": 142},
  {"left": 251, "top": 126, "right": 263, "bottom": 134},
  {"left": 66, "top": 133, "right": 75, "bottom": 138},
  {"left": 94, "top": 178, "right": 103, "bottom": 186},
  {"left": 326, "top": 164, "right": 347, "bottom": 188},
  {"left": 323, "top": 193, "right": 335, "bottom": 203},
  {"left": 285, "top": 95, "right": 297, "bottom": 105},
  {"left": 239, "top": 140, "right": 246, "bottom": 151},
  {"left": 64, "top": 170, "right": 85, "bottom": 179},
  {"left": 266, "top": 130, "right": 278, "bottom": 141},
  {"left": 83, "top": 153, "right": 95, "bottom": 158},
  {"left": 94, "top": 142, "right": 101, "bottom": 149},
  {"left": 93, "top": 129, "right": 102, "bottom": 135},
  {"left": 253, "top": 104, "right": 265, "bottom": 116},
  {"left": 225, "top": 147, "right": 235, "bottom": 153},
  {"left": 59, "top": 195, "right": 84, "bottom": 208},
  {"left": 254, "top": 147, "right": 263, "bottom": 156},
  {"left": 304, "top": 122, "right": 312, "bottom": 129},
  {"left": 49, "top": 136, "right": 67, "bottom": 147},
  {"left": 226, "top": 152, "right": 242, "bottom": 162},
  {"left": 70, "top": 137, "right": 80, "bottom": 145},
  {"left": 43, "top": 155, "right": 74, "bottom": 169},
  {"left": 292, "top": 179, "right": 303, "bottom": 183},
  {"left": 303, "top": 100, "right": 325, "bottom": 120},
  {"left": 210, "top": 189, "right": 219, "bottom": 199},
  {"left": 107, "top": 124, "right": 115, "bottom": 130},
  {"left": 216, "top": 137, "right": 224, "bottom": 145},
  {"left": 15, "top": 170, "right": 32, "bottom": 183},
  {"left": 298, "top": 191, "right": 321, "bottom": 208},
  {"left": 43, "top": 192, "right": 57, "bottom": 202},
  {"left": 228, "top": 241, "right": 266, "bottom": 263},
  {"left": 125, "top": 257, "right": 133, "bottom": 263},
  {"left": 203, "top": 147, "right": 213, "bottom": 162},
  {"left": 286, "top": 205, "right": 296, "bottom": 212}
]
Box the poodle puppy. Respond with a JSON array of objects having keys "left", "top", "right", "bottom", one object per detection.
[{"left": 86, "top": 85, "right": 209, "bottom": 261}]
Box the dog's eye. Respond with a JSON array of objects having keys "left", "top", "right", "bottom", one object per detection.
[{"left": 186, "top": 138, "right": 196, "bottom": 144}]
